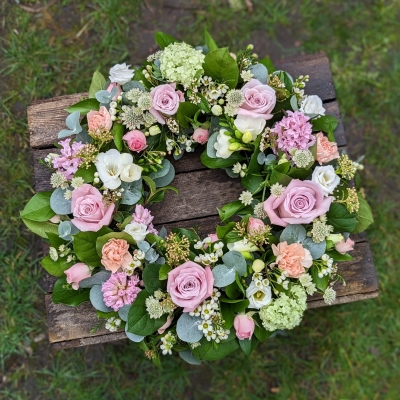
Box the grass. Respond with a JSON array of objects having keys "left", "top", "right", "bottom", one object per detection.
[{"left": 1, "top": 0, "right": 399, "bottom": 398}]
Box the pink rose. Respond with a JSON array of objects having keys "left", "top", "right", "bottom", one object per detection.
[
  {"left": 87, "top": 106, "right": 112, "bottom": 131},
  {"left": 167, "top": 261, "right": 214, "bottom": 312},
  {"left": 234, "top": 314, "right": 255, "bottom": 340},
  {"left": 264, "top": 179, "right": 333, "bottom": 227},
  {"left": 158, "top": 316, "right": 173, "bottom": 334},
  {"left": 106, "top": 82, "right": 122, "bottom": 101},
  {"left": 71, "top": 184, "right": 115, "bottom": 232},
  {"left": 335, "top": 237, "right": 355, "bottom": 254},
  {"left": 101, "top": 238, "right": 133, "bottom": 273},
  {"left": 315, "top": 132, "right": 339, "bottom": 165},
  {"left": 271, "top": 241, "right": 313, "bottom": 278},
  {"left": 65, "top": 263, "right": 91, "bottom": 290},
  {"left": 208, "top": 233, "right": 219, "bottom": 242},
  {"left": 149, "top": 83, "right": 184, "bottom": 124},
  {"left": 49, "top": 215, "right": 61, "bottom": 224},
  {"left": 193, "top": 128, "right": 209, "bottom": 144},
  {"left": 238, "top": 79, "right": 276, "bottom": 120},
  {"left": 123, "top": 130, "right": 148, "bottom": 152},
  {"left": 248, "top": 217, "right": 265, "bottom": 233}
]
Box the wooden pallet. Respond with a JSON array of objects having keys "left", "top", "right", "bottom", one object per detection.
[{"left": 28, "top": 53, "right": 379, "bottom": 349}]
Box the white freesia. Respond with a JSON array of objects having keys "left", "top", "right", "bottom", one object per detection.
[
  {"left": 234, "top": 115, "right": 266, "bottom": 141},
  {"left": 109, "top": 63, "right": 134, "bottom": 85},
  {"left": 214, "top": 129, "right": 233, "bottom": 159},
  {"left": 227, "top": 240, "right": 259, "bottom": 253},
  {"left": 246, "top": 281, "right": 272, "bottom": 309},
  {"left": 311, "top": 165, "right": 340, "bottom": 197},
  {"left": 124, "top": 222, "right": 149, "bottom": 242},
  {"left": 95, "top": 149, "right": 142, "bottom": 189},
  {"left": 300, "top": 95, "right": 326, "bottom": 116}
]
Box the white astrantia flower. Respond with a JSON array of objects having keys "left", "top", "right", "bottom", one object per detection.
[
  {"left": 109, "top": 63, "right": 134, "bottom": 85},
  {"left": 299, "top": 95, "right": 326, "bottom": 116},
  {"left": 124, "top": 222, "right": 149, "bottom": 242},
  {"left": 95, "top": 149, "right": 142, "bottom": 190},
  {"left": 214, "top": 129, "right": 233, "bottom": 159},
  {"left": 49, "top": 247, "right": 58, "bottom": 262},
  {"left": 239, "top": 190, "right": 253, "bottom": 206},
  {"left": 270, "top": 183, "right": 285, "bottom": 197},
  {"left": 234, "top": 115, "right": 266, "bottom": 141},
  {"left": 311, "top": 165, "right": 340, "bottom": 197},
  {"left": 246, "top": 281, "right": 272, "bottom": 309},
  {"left": 227, "top": 240, "right": 259, "bottom": 253},
  {"left": 323, "top": 287, "right": 336, "bottom": 305}
]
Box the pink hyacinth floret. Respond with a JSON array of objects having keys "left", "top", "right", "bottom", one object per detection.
[
  {"left": 132, "top": 204, "right": 158, "bottom": 234},
  {"left": 52, "top": 138, "right": 85, "bottom": 180},
  {"left": 101, "top": 272, "right": 141, "bottom": 311},
  {"left": 273, "top": 110, "right": 315, "bottom": 154}
]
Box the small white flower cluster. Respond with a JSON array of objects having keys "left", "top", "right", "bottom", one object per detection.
[
  {"left": 177, "top": 135, "right": 195, "bottom": 152},
  {"left": 298, "top": 273, "right": 317, "bottom": 295},
  {"left": 252, "top": 272, "right": 270, "bottom": 288},
  {"left": 49, "top": 245, "right": 76, "bottom": 263},
  {"left": 353, "top": 161, "right": 364, "bottom": 171},
  {"left": 253, "top": 202, "right": 267, "bottom": 219},
  {"left": 44, "top": 153, "right": 59, "bottom": 166},
  {"left": 146, "top": 290, "right": 176, "bottom": 319},
  {"left": 189, "top": 342, "right": 201, "bottom": 349},
  {"left": 310, "top": 218, "right": 334, "bottom": 243},
  {"left": 274, "top": 270, "right": 289, "bottom": 291},
  {"left": 270, "top": 183, "right": 285, "bottom": 197},
  {"left": 102, "top": 187, "right": 124, "bottom": 199},
  {"left": 239, "top": 190, "right": 253, "bottom": 206},
  {"left": 147, "top": 50, "right": 163, "bottom": 62},
  {"left": 232, "top": 162, "right": 247, "bottom": 177},
  {"left": 125, "top": 248, "right": 145, "bottom": 276},
  {"left": 190, "top": 289, "right": 230, "bottom": 343},
  {"left": 160, "top": 331, "right": 177, "bottom": 355},
  {"left": 323, "top": 287, "right": 336, "bottom": 305},
  {"left": 105, "top": 316, "right": 122, "bottom": 332},
  {"left": 290, "top": 148, "right": 314, "bottom": 168},
  {"left": 50, "top": 172, "right": 68, "bottom": 189},
  {"left": 200, "top": 76, "right": 229, "bottom": 106},
  {"left": 194, "top": 240, "right": 224, "bottom": 265},
  {"left": 240, "top": 70, "right": 254, "bottom": 82},
  {"left": 319, "top": 254, "right": 334, "bottom": 277},
  {"left": 71, "top": 177, "right": 84, "bottom": 189}
]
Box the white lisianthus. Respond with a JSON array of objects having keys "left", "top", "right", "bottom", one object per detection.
[
  {"left": 311, "top": 165, "right": 340, "bottom": 197},
  {"left": 95, "top": 149, "right": 142, "bottom": 189},
  {"left": 227, "top": 240, "right": 259, "bottom": 253},
  {"left": 246, "top": 281, "right": 272, "bottom": 309},
  {"left": 109, "top": 63, "right": 134, "bottom": 85},
  {"left": 234, "top": 115, "right": 266, "bottom": 141},
  {"left": 214, "top": 129, "right": 233, "bottom": 159},
  {"left": 299, "top": 95, "right": 326, "bottom": 116},
  {"left": 124, "top": 222, "right": 149, "bottom": 242}
]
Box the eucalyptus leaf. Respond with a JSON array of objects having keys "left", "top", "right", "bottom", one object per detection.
[
  {"left": 249, "top": 64, "right": 268, "bottom": 84},
  {"left": 222, "top": 251, "right": 247, "bottom": 276},
  {"left": 137, "top": 241, "right": 151, "bottom": 252},
  {"left": 206, "top": 131, "right": 220, "bottom": 158},
  {"left": 224, "top": 168, "right": 239, "bottom": 178},
  {"left": 95, "top": 88, "right": 117, "bottom": 104},
  {"left": 125, "top": 324, "right": 144, "bottom": 342},
  {"left": 58, "top": 221, "right": 79, "bottom": 240},
  {"left": 176, "top": 313, "right": 203, "bottom": 343},
  {"left": 257, "top": 152, "right": 266, "bottom": 165},
  {"left": 149, "top": 159, "right": 171, "bottom": 180},
  {"left": 280, "top": 225, "right": 307, "bottom": 244},
  {"left": 118, "top": 304, "right": 131, "bottom": 322},
  {"left": 123, "top": 80, "right": 145, "bottom": 92},
  {"left": 121, "top": 187, "right": 142, "bottom": 205},
  {"left": 153, "top": 164, "right": 175, "bottom": 187},
  {"left": 50, "top": 187, "right": 72, "bottom": 215},
  {"left": 90, "top": 285, "right": 113, "bottom": 312},
  {"left": 159, "top": 226, "right": 167, "bottom": 239},
  {"left": 79, "top": 270, "right": 111, "bottom": 289},
  {"left": 302, "top": 237, "right": 326, "bottom": 259},
  {"left": 58, "top": 111, "right": 83, "bottom": 138},
  {"left": 212, "top": 264, "right": 236, "bottom": 287},
  {"left": 179, "top": 349, "right": 201, "bottom": 365}
]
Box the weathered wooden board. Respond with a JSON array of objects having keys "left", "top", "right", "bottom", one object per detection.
[{"left": 28, "top": 52, "right": 378, "bottom": 348}]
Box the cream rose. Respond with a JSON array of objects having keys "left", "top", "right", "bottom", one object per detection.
[
  {"left": 109, "top": 63, "right": 134, "bottom": 85},
  {"left": 300, "top": 95, "right": 326, "bottom": 116},
  {"left": 124, "top": 222, "right": 149, "bottom": 242},
  {"left": 311, "top": 166, "right": 340, "bottom": 197}
]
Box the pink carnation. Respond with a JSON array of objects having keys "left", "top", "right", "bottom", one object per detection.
[
  {"left": 52, "top": 138, "right": 85, "bottom": 180},
  {"left": 102, "top": 272, "right": 141, "bottom": 311},
  {"left": 315, "top": 132, "right": 339, "bottom": 165},
  {"left": 273, "top": 111, "right": 315, "bottom": 154}
]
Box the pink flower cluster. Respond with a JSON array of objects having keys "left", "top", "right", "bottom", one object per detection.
[
  {"left": 132, "top": 204, "right": 158, "bottom": 234},
  {"left": 102, "top": 272, "right": 141, "bottom": 311},
  {"left": 52, "top": 138, "right": 85, "bottom": 180},
  {"left": 273, "top": 111, "right": 315, "bottom": 154}
]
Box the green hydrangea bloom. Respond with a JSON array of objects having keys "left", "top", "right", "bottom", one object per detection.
[
  {"left": 160, "top": 42, "right": 205, "bottom": 86},
  {"left": 259, "top": 285, "right": 307, "bottom": 331}
]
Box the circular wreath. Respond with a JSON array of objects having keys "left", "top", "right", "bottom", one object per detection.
[{"left": 22, "top": 31, "right": 373, "bottom": 364}]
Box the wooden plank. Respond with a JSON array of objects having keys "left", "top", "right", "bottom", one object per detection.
[{"left": 45, "top": 241, "right": 378, "bottom": 346}]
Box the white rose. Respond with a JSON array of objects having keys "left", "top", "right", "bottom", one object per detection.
[
  {"left": 214, "top": 129, "right": 233, "bottom": 159},
  {"left": 234, "top": 115, "right": 266, "bottom": 141},
  {"left": 95, "top": 149, "right": 141, "bottom": 189},
  {"left": 246, "top": 281, "right": 272, "bottom": 309},
  {"left": 109, "top": 63, "right": 134, "bottom": 85},
  {"left": 227, "top": 240, "right": 259, "bottom": 253},
  {"left": 311, "top": 165, "right": 340, "bottom": 196},
  {"left": 300, "top": 95, "right": 326, "bottom": 116},
  {"left": 124, "top": 222, "right": 149, "bottom": 242}
]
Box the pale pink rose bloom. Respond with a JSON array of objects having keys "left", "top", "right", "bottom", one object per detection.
[
  {"left": 264, "top": 179, "right": 333, "bottom": 227},
  {"left": 101, "top": 238, "right": 133, "bottom": 273},
  {"left": 315, "top": 132, "right": 340, "bottom": 165},
  {"left": 234, "top": 314, "right": 255, "bottom": 340},
  {"left": 271, "top": 241, "right": 313, "bottom": 278},
  {"left": 149, "top": 83, "right": 184, "bottom": 124},
  {"left": 65, "top": 263, "right": 91, "bottom": 290},
  {"left": 248, "top": 217, "right": 265, "bottom": 233},
  {"left": 106, "top": 82, "right": 122, "bottom": 101},
  {"left": 157, "top": 316, "right": 173, "bottom": 334},
  {"left": 123, "top": 130, "right": 148, "bottom": 152},
  {"left": 193, "top": 128, "right": 209, "bottom": 144},
  {"left": 167, "top": 261, "right": 214, "bottom": 312},
  {"left": 49, "top": 215, "right": 61, "bottom": 224},
  {"left": 87, "top": 106, "right": 112, "bottom": 131},
  {"left": 238, "top": 79, "right": 276, "bottom": 120},
  {"left": 71, "top": 184, "right": 115, "bottom": 232},
  {"left": 335, "top": 237, "right": 355, "bottom": 254}
]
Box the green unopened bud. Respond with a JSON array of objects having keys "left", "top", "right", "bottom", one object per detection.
[
  {"left": 235, "top": 130, "right": 243, "bottom": 139},
  {"left": 228, "top": 142, "right": 241, "bottom": 151},
  {"left": 149, "top": 125, "right": 161, "bottom": 136},
  {"left": 218, "top": 98, "right": 225, "bottom": 105},
  {"left": 326, "top": 233, "right": 343, "bottom": 244},
  {"left": 242, "top": 131, "right": 253, "bottom": 144},
  {"left": 241, "top": 251, "right": 253, "bottom": 260},
  {"left": 247, "top": 44, "right": 254, "bottom": 51},
  {"left": 252, "top": 259, "right": 265, "bottom": 273},
  {"left": 201, "top": 121, "right": 210, "bottom": 129}
]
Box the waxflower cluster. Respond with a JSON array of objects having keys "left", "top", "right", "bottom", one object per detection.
[{"left": 23, "top": 31, "right": 372, "bottom": 366}]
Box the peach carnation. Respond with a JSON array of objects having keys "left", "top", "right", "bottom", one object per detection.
[
  {"left": 271, "top": 241, "right": 313, "bottom": 278},
  {"left": 101, "top": 238, "right": 133, "bottom": 273},
  {"left": 315, "top": 132, "right": 339, "bottom": 165}
]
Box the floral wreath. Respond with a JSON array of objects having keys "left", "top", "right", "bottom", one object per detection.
[{"left": 22, "top": 31, "right": 373, "bottom": 365}]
